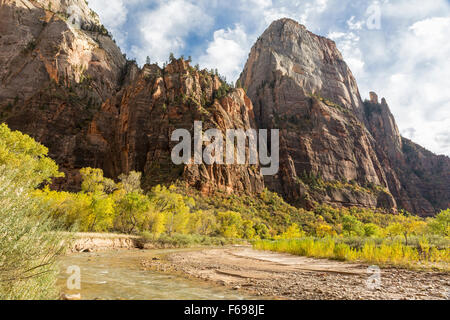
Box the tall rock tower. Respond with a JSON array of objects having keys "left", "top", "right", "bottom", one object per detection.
[{"left": 239, "top": 18, "right": 396, "bottom": 211}]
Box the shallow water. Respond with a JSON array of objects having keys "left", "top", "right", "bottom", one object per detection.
[{"left": 58, "top": 249, "right": 253, "bottom": 300}]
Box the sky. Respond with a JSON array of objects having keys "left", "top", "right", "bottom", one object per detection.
[{"left": 88, "top": 0, "right": 450, "bottom": 156}]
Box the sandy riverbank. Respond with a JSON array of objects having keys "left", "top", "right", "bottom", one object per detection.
[
  {"left": 141, "top": 246, "right": 450, "bottom": 300},
  {"left": 69, "top": 233, "right": 139, "bottom": 253}
]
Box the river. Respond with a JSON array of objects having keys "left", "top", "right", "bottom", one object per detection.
[{"left": 58, "top": 249, "right": 254, "bottom": 300}]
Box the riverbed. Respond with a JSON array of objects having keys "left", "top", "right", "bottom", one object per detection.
[
  {"left": 142, "top": 247, "right": 449, "bottom": 300},
  {"left": 58, "top": 249, "right": 254, "bottom": 300},
  {"left": 58, "top": 247, "right": 449, "bottom": 300}
]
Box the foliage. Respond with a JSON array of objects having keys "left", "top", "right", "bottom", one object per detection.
[
  {"left": 40, "top": 166, "right": 450, "bottom": 251},
  {"left": 427, "top": 209, "right": 450, "bottom": 237},
  {"left": 253, "top": 237, "right": 450, "bottom": 270},
  {"left": 298, "top": 170, "right": 388, "bottom": 196},
  {"left": 0, "top": 123, "right": 63, "bottom": 187},
  {"left": 276, "top": 223, "right": 305, "bottom": 239},
  {"left": 0, "top": 124, "right": 67, "bottom": 299},
  {"left": 216, "top": 211, "right": 243, "bottom": 238},
  {"left": 342, "top": 215, "right": 364, "bottom": 236},
  {"left": 138, "top": 232, "right": 242, "bottom": 248},
  {"left": 14, "top": 129, "right": 445, "bottom": 270}
]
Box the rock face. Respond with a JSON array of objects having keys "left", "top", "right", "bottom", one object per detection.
[
  {"left": 0, "top": 0, "right": 127, "bottom": 188},
  {"left": 86, "top": 59, "right": 264, "bottom": 194},
  {"left": 239, "top": 18, "right": 450, "bottom": 216},
  {"left": 0, "top": 0, "right": 264, "bottom": 195},
  {"left": 239, "top": 19, "right": 396, "bottom": 211},
  {"left": 364, "top": 98, "right": 450, "bottom": 216}
]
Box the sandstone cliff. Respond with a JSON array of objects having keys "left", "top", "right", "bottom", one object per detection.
[
  {"left": 86, "top": 59, "right": 264, "bottom": 194},
  {"left": 0, "top": 0, "right": 127, "bottom": 187},
  {"left": 239, "top": 19, "right": 396, "bottom": 211},
  {"left": 364, "top": 94, "right": 450, "bottom": 216},
  {"left": 239, "top": 18, "right": 450, "bottom": 216},
  {"left": 0, "top": 0, "right": 264, "bottom": 195}
]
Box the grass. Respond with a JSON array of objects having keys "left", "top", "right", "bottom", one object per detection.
[
  {"left": 71, "top": 232, "right": 139, "bottom": 239},
  {"left": 253, "top": 237, "right": 450, "bottom": 271},
  {"left": 137, "top": 232, "right": 246, "bottom": 248}
]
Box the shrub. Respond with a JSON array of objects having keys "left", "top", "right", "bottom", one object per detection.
[
  {"left": 253, "top": 237, "right": 449, "bottom": 270},
  {"left": 427, "top": 209, "right": 450, "bottom": 237},
  {"left": 0, "top": 124, "right": 67, "bottom": 299}
]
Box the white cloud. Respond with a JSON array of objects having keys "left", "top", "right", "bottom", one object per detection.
[
  {"left": 369, "top": 17, "right": 450, "bottom": 155},
  {"left": 259, "top": 0, "right": 328, "bottom": 28},
  {"left": 435, "top": 131, "right": 450, "bottom": 155},
  {"left": 89, "top": 0, "right": 128, "bottom": 28},
  {"left": 328, "top": 31, "right": 365, "bottom": 79},
  {"left": 347, "top": 16, "right": 364, "bottom": 30},
  {"left": 130, "top": 0, "right": 213, "bottom": 65},
  {"left": 325, "top": 2, "right": 450, "bottom": 156},
  {"left": 89, "top": 0, "right": 128, "bottom": 46},
  {"left": 383, "top": 0, "right": 450, "bottom": 21},
  {"left": 198, "top": 24, "right": 250, "bottom": 82}
]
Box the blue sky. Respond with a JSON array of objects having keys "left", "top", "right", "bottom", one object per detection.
[{"left": 89, "top": 0, "right": 450, "bottom": 156}]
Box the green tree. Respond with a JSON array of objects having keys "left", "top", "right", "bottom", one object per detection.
[
  {"left": 385, "top": 222, "right": 402, "bottom": 240},
  {"left": 118, "top": 171, "right": 143, "bottom": 194},
  {"left": 217, "top": 211, "right": 243, "bottom": 239},
  {"left": 342, "top": 215, "right": 364, "bottom": 236},
  {"left": 150, "top": 185, "right": 191, "bottom": 235},
  {"left": 80, "top": 167, "right": 106, "bottom": 193},
  {"left": 89, "top": 193, "right": 115, "bottom": 232},
  {"left": 0, "top": 124, "right": 67, "bottom": 299},
  {"left": 427, "top": 209, "right": 450, "bottom": 237},
  {"left": 0, "top": 123, "right": 63, "bottom": 187},
  {"left": 145, "top": 208, "right": 166, "bottom": 238},
  {"left": 397, "top": 216, "right": 426, "bottom": 246},
  {"left": 363, "top": 223, "right": 381, "bottom": 237},
  {"left": 114, "top": 192, "right": 150, "bottom": 234},
  {"left": 279, "top": 223, "right": 305, "bottom": 239},
  {"left": 188, "top": 210, "right": 216, "bottom": 236},
  {"left": 242, "top": 220, "right": 256, "bottom": 239},
  {"left": 255, "top": 223, "right": 271, "bottom": 239}
]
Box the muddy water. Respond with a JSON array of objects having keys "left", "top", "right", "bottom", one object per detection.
[{"left": 58, "top": 249, "right": 253, "bottom": 300}]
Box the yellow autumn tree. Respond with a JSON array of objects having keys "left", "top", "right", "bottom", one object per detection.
[{"left": 279, "top": 223, "right": 305, "bottom": 239}]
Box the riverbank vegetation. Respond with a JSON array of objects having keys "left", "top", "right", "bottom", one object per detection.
[
  {"left": 0, "top": 124, "right": 68, "bottom": 299},
  {"left": 35, "top": 160, "right": 449, "bottom": 269},
  {"left": 1, "top": 123, "right": 449, "bottom": 300},
  {"left": 253, "top": 236, "right": 450, "bottom": 270},
  {"left": 33, "top": 148, "right": 450, "bottom": 269}
]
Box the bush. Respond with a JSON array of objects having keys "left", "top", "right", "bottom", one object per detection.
[
  {"left": 253, "top": 237, "right": 449, "bottom": 270},
  {"left": 0, "top": 124, "right": 68, "bottom": 299},
  {"left": 427, "top": 209, "right": 450, "bottom": 237},
  {"left": 0, "top": 170, "right": 68, "bottom": 299}
]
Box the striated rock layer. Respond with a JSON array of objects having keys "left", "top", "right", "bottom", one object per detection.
[
  {"left": 0, "top": 0, "right": 127, "bottom": 188},
  {"left": 239, "top": 19, "right": 396, "bottom": 211},
  {"left": 0, "top": 0, "right": 264, "bottom": 195},
  {"left": 239, "top": 18, "right": 450, "bottom": 216},
  {"left": 364, "top": 95, "right": 450, "bottom": 216},
  {"left": 87, "top": 59, "right": 264, "bottom": 195}
]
